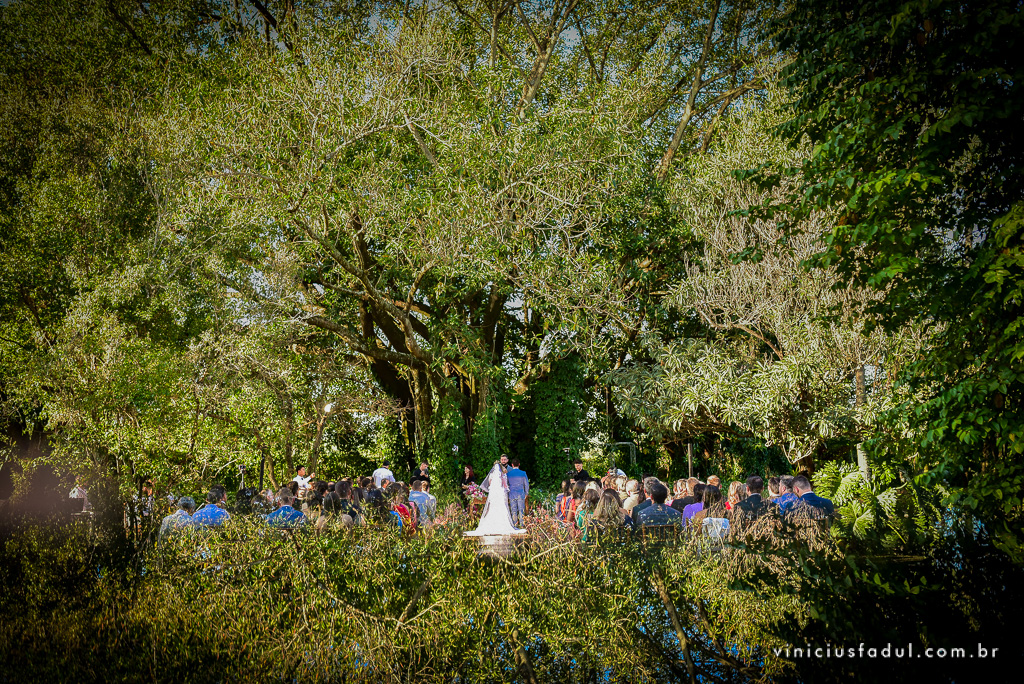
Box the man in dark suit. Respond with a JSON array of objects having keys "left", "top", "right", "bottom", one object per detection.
[
  {"left": 788, "top": 475, "right": 835, "bottom": 519},
  {"left": 631, "top": 477, "right": 659, "bottom": 520},
  {"left": 733, "top": 475, "right": 772, "bottom": 523}
]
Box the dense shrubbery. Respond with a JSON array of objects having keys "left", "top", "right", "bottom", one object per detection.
[{"left": 1, "top": 498, "right": 1020, "bottom": 682}]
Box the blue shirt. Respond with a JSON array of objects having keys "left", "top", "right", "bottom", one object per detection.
[
  {"left": 506, "top": 467, "right": 529, "bottom": 498},
  {"left": 775, "top": 492, "right": 799, "bottom": 515},
  {"left": 266, "top": 506, "right": 308, "bottom": 528},
  {"left": 409, "top": 491, "right": 436, "bottom": 523},
  {"left": 192, "top": 504, "right": 231, "bottom": 527}
]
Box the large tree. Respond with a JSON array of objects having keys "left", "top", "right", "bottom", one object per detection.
[
  {"left": 612, "top": 99, "right": 925, "bottom": 473},
  {"left": 153, "top": 0, "right": 777, "bottom": 483}
]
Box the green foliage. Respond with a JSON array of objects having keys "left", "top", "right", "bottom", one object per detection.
[
  {"left": 813, "top": 460, "right": 944, "bottom": 552},
  {"left": 0, "top": 510, "right": 801, "bottom": 683},
  {"left": 613, "top": 98, "right": 923, "bottom": 468},
  {"left": 761, "top": 0, "right": 1024, "bottom": 557},
  {"left": 523, "top": 355, "right": 588, "bottom": 486},
  {"left": 421, "top": 395, "right": 466, "bottom": 497}
]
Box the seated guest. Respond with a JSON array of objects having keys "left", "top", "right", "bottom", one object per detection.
[
  {"left": 694, "top": 485, "right": 730, "bottom": 539},
  {"left": 787, "top": 475, "right": 835, "bottom": 519},
  {"left": 333, "top": 481, "right": 364, "bottom": 525},
  {"left": 364, "top": 488, "right": 398, "bottom": 527},
  {"left": 706, "top": 475, "right": 721, "bottom": 490},
  {"left": 253, "top": 489, "right": 276, "bottom": 515},
  {"left": 584, "top": 490, "right": 632, "bottom": 540},
  {"left": 192, "top": 485, "right": 230, "bottom": 527},
  {"left": 669, "top": 480, "right": 687, "bottom": 506},
  {"left": 559, "top": 481, "right": 587, "bottom": 527},
  {"left": 692, "top": 486, "right": 726, "bottom": 528},
  {"left": 614, "top": 475, "right": 629, "bottom": 498},
  {"left": 408, "top": 480, "right": 436, "bottom": 525},
  {"left": 636, "top": 482, "right": 683, "bottom": 527},
  {"left": 733, "top": 475, "right": 772, "bottom": 524},
  {"left": 631, "top": 477, "right": 660, "bottom": 520},
  {"left": 386, "top": 483, "right": 417, "bottom": 530},
  {"left": 766, "top": 476, "right": 782, "bottom": 500},
  {"left": 725, "top": 481, "right": 747, "bottom": 511},
  {"left": 266, "top": 488, "right": 308, "bottom": 528},
  {"left": 671, "top": 478, "right": 700, "bottom": 513},
  {"left": 622, "top": 479, "right": 642, "bottom": 514},
  {"left": 575, "top": 489, "right": 601, "bottom": 532},
  {"left": 682, "top": 484, "right": 707, "bottom": 521},
  {"left": 775, "top": 476, "right": 799, "bottom": 513},
  {"left": 317, "top": 492, "right": 345, "bottom": 530},
  {"left": 159, "top": 497, "right": 196, "bottom": 545},
  {"left": 554, "top": 480, "right": 571, "bottom": 521}
]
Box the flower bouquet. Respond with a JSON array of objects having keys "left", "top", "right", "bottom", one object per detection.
[{"left": 464, "top": 483, "right": 487, "bottom": 501}]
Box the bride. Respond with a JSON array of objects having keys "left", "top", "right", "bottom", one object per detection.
[{"left": 464, "top": 461, "right": 526, "bottom": 536}]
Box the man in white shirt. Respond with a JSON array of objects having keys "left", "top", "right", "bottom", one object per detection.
[
  {"left": 292, "top": 465, "right": 314, "bottom": 490},
  {"left": 372, "top": 461, "right": 396, "bottom": 489}
]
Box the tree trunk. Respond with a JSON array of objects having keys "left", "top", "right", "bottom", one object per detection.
[{"left": 855, "top": 363, "right": 871, "bottom": 482}]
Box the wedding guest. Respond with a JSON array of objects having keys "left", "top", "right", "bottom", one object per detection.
[
  {"left": 682, "top": 484, "right": 707, "bottom": 522},
  {"left": 266, "top": 488, "right": 307, "bottom": 528},
  {"left": 694, "top": 486, "right": 730, "bottom": 539},
  {"left": 726, "top": 481, "right": 747, "bottom": 511},
  {"left": 409, "top": 480, "right": 436, "bottom": 525},
  {"left": 386, "top": 483, "right": 417, "bottom": 530},
  {"left": 554, "top": 480, "right": 571, "bottom": 521},
  {"left": 670, "top": 479, "right": 687, "bottom": 506},
  {"left": 459, "top": 465, "right": 476, "bottom": 508},
  {"left": 622, "top": 480, "right": 641, "bottom": 514},
  {"left": 575, "top": 488, "right": 601, "bottom": 531},
  {"left": 692, "top": 486, "right": 726, "bottom": 527},
  {"left": 159, "top": 497, "right": 196, "bottom": 545},
  {"left": 733, "top": 475, "right": 772, "bottom": 525},
  {"left": 372, "top": 462, "right": 396, "bottom": 489},
  {"left": 585, "top": 490, "right": 630, "bottom": 541},
  {"left": 192, "top": 485, "right": 230, "bottom": 527},
  {"left": 636, "top": 483, "right": 683, "bottom": 527},
  {"left": 630, "top": 478, "right": 659, "bottom": 520},
  {"left": 775, "top": 476, "right": 799, "bottom": 513},
  {"left": 560, "top": 481, "right": 587, "bottom": 527}
]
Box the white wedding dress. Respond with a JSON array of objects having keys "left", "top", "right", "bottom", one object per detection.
[{"left": 464, "top": 463, "right": 526, "bottom": 536}]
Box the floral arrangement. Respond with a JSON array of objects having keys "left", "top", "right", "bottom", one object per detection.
[{"left": 464, "top": 483, "right": 487, "bottom": 500}]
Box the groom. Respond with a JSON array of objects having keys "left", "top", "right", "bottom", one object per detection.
[{"left": 506, "top": 458, "right": 529, "bottom": 528}]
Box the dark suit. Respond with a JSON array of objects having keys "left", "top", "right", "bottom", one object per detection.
[
  {"left": 789, "top": 492, "right": 835, "bottom": 519},
  {"left": 734, "top": 493, "right": 771, "bottom": 521},
  {"left": 631, "top": 498, "right": 653, "bottom": 520}
]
